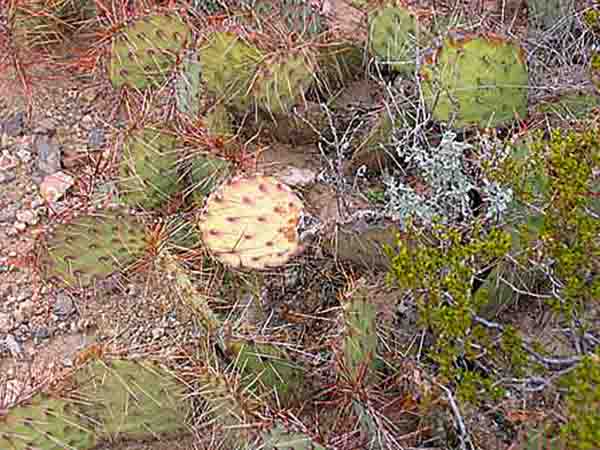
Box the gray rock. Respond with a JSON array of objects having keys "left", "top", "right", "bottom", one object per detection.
[
  {"left": 0, "top": 204, "right": 18, "bottom": 223},
  {"left": 0, "top": 171, "right": 16, "bottom": 184},
  {"left": 34, "top": 133, "right": 62, "bottom": 175},
  {"left": 1, "top": 112, "right": 25, "bottom": 136},
  {"left": 53, "top": 293, "right": 75, "bottom": 317},
  {"left": 88, "top": 127, "right": 105, "bottom": 148},
  {"left": 2, "top": 334, "right": 23, "bottom": 357},
  {"left": 33, "top": 326, "right": 50, "bottom": 339}
]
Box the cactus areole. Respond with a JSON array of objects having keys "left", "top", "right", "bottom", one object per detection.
[
  {"left": 198, "top": 175, "right": 304, "bottom": 270},
  {"left": 420, "top": 31, "right": 528, "bottom": 128}
]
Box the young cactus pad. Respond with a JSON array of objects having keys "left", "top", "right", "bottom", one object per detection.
[
  {"left": 118, "top": 126, "right": 181, "bottom": 209},
  {"left": 420, "top": 31, "right": 528, "bottom": 128},
  {"left": 0, "top": 357, "right": 189, "bottom": 449},
  {"left": 198, "top": 32, "right": 263, "bottom": 108},
  {"left": 226, "top": 339, "right": 305, "bottom": 406},
  {"left": 0, "top": 395, "right": 97, "bottom": 450},
  {"left": 73, "top": 358, "right": 190, "bottom": 441},
  {"left": 198, "top": 175, "right": 304, "bottom": 269},
  {"left": 109, "top": 13, "right": 192, "bottom": 90},
  {"left": 368, "top": 5, "right": 424, "bottom": 76},
  {"left": 251, "top": 50, "right": 316, "bottom": 114},
  {"left": 341, "top": 285, "right": 378, "bottom": 382},
  {"left": 39, "top": 208, "right": 147, "bottom": 287}
]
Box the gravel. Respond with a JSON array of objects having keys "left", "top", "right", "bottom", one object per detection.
[{"left": 0, "top": 70, "right": 198, "bottom": 383}]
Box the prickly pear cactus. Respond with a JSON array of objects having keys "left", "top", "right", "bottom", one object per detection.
[
  {"left": 198, "top": 32, "right": 315, "bottom": 114},
  {"left": 119, "top": 126, "right": 181, "bottom": 209},
  {"left": 198, "top": 32, "right": 263, "bottom": 108},
  {"left": 187, "top": 152, "right": 233, "bottom": 205},
  {"left": 38, "top": 208, "right": 148, "bottom": 287},
  {"left": 246, "top": 0, "right": 326, "bottom": 38},
  {"left": 226, "top": 339, "right": 305, "bottom": 405},
  {"left": 368, "top": 5, "right": 427, "bottom": 76},
  {"left": 195, "top": 367, "right": 260, "bottom": 448},
  {"left": 262, "top": 424, "right": 327, "bottom": 450},
  {"left": 73, "top": 358, "right": 190, "bottom": 441},
  {"left": 0, "top": 356, "right": 190, "bottom": 449},
  {"left": 317, "top": 42, "right": 365, "bottom": 94},
  {"left": 251, "top": 50, "right": 316, "bottom": 114},
  {"left": 203, "top": 103, "right": 236, "bottom": 137},
  {"left": 340, "top": 283, "right": 378, "bottom": 382},
  {"left": 0, "top": 394, "right": 97, "bottom": 450},
  {"left": 109, "top": 13, "right": 192, "bottom": 90},
  {"left": 198, "top": 175, "right": 304, "bottom": 269},
  {"left": 420, "top": 31, "right": 528, "bottom": 128},
  {"left": 176, "top": 48, "right": 203, "bottom": 117}
]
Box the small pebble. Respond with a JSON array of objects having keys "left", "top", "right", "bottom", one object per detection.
[
  {"left": 53, "top": 293, "right": 75, "bottom": 318},
  {"left": 15, "top": 146, "right": 31, "bottom": 163},
  {"left": 0, "top": 311, "right": 14, "bottom": 333},
  {"left": 0, "top": 171, "right": 16, "bottom": 183},
  {"left": 15, "top": 209, "right": 38, "bottom": 225},
  {"left": 0, "top": 205, "right": 18, "bottom": 223},
  {"left": 88, "top": 127, "right": 105, "bottom": 148},
  {"left": 13, "top": 222, "right": 26, "bottom": 232},
  {"left": 1, "top": 112, "right": 26, "bottom": 137},
  {"left": 35, "top": 134, "right": 62, "bottom": 175}
]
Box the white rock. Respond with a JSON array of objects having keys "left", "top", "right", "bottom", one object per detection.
[
  {"left": 40, "top": 171, "right": 74, "bottom": 203},
  {"left": 16, "top": 209, "right": 38, "bottom": 225},
  {"left": 278, "top": 167, "right": 316, "bottom": 187}
]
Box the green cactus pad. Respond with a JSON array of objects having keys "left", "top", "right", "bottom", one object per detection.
[
  {"left": 195, "top": 367, "right": 259, "bottom": 448},
  {"left": 109, "top": 13, "right": 192, "bottom": 90},
  {"left": 203, "top": 103, "right": 236, "bottom": 138},
  {"left": 73, "top": 358, "right": 190, "bottom": 441},
  {"left": 198, "top": 32, "right": 263, "bottom": 108},
  {"left": 368, "top": 5, "right": 426, "bottom": 76},
  {"left": 262, "top": 424, "right": 327, "bottom": 450},
  {"left": 251, "top": 50, "right": 316, "bottom": 114},
  {"left": 176, "top": 48, "right": 203, "bottom": 117},
  {"left": 420, "top": 31, "right": 528, "bottom": 128},
  {"left": 39, "top": 208, "right": 147, "bottom": 287},
  {"left": 187, "top": 152, "right": 233, "bottom": 205},
  {"left": 245, "top": 0, "right": 325, "bottom": 39},
  {"left": 198, "top": 175, "right": 304, "bottom": 269},
  {"left": 0, "top": 357, "right": 189, "bottom": 449},
  {"left": 227, "top": 339, "right": 305, "bottom": 406},
  {"left": 341, "top": 284, "right": 378, "bottom": 382},
  {"left": 0, "top": 394, "right": 97, "bottom": 450},
  {"left": 118, "top": 126, "right": 181, "bottom": 209}
]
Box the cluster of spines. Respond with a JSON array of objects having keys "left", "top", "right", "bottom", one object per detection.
[{"left": 38, "top": 208, "right": 148, "bottom": 288}]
